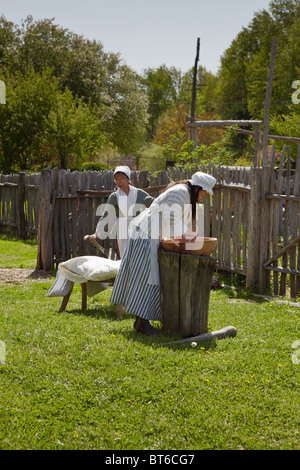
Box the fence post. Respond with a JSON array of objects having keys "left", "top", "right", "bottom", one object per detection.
[
  {"left": 258, "top": 165, "right": 272, "bottom": 291},
  {"left": 247, "top": 167, "right": 262, "bottom": 287},
  {"left": 16, "top": 171, "right": 26, "bottom": 239},
  {"left": 37, "top": 168, "right": 53, "bottom": 271}
]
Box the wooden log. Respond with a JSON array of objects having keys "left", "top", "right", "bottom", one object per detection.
[
  {"left": 186, "top": 120, "right": 262, "bottom": 127},
  {"left": 158, "top": 251, "right": 216, "bottom": 337},
  {"left": 158, "top": 251, "right": 181, "bottom": 336},
  {"left": 164, "top": 326, "right": 237, "bottom": 346},
  {"left": 232, "top": 127, "right": 300, "bottom": 145}
]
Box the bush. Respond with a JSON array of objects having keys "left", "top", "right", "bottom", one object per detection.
[
  {"left": 80, "top": 162, "right": 107, "bottom": 172},
  {"left": 162, "top": 131, "right": 235, "bottom": 169}
]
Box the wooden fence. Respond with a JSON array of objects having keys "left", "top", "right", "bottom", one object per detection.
[
  {"left": 0, "top": 171, "right": 40, "bottom": 238},
  {"left": 0, "top": 149, "right": 299, "bottom": 298}
]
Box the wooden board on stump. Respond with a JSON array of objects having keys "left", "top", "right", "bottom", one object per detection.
[{"left": 158, "top": 250, "right": 216, "bottom": 337}]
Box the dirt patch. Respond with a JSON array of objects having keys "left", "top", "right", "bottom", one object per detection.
[{"left": 0, "top": 268, "right": 51, "bottom": 284}]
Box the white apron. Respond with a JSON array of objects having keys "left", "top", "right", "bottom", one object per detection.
[{"left": 116, "top": 186, "right": 138, "bottom": 257}]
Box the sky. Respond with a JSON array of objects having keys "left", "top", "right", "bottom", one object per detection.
[{"left": 1, "top": 0, "right": 272, "bottom": 75}]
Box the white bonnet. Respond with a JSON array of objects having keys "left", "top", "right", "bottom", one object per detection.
[
  {"left": 188, "top": 172, "right": 216, "bottom": 195},
  {"left": 114, "top": 165, "right": 131, "bottom": 179}
]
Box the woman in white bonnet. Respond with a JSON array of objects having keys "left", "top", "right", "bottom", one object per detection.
[
  {"left": 93, "top": 165, "right": 154, "bottom": 258},
  {"left": 110, "top": 171, "right": 216, "bottom": 336},
  {"left": 91, "top": 166, "right": 154, "bottom": 319}
]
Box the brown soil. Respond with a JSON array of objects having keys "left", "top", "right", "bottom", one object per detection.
[{"left": 0, "top": 268, "right": 51, "bottom": 284}]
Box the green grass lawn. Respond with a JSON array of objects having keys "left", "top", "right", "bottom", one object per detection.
[
  {"left": 0, "top": 235, "right": 300, "bottom": 450},
  {"left": 0, "top": 234, "right": 38, "bottom": 268}
]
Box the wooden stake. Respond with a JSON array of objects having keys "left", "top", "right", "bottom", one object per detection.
[{"left": 190, "top": 38, "right": 200, "bottom": 150}]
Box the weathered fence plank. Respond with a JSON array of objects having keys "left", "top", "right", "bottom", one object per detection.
[{"left": 37, "top": 169, "right": 53, "bottom": 271}]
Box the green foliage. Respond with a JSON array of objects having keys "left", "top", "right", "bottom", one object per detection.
[
  {"left": 3, "top": 2, "right": 300, "bottom": 171},
  {"left": 217, "top": 0, "right": 300, "bottom": 122},
  {"left": 141, "top": 65, "right": 181, "bottom": 137},
  {"left": 138, "top": 143, "right": 166, "bottom": 172},
  {"left": 162, "top": 131, "right": 235, "bottom": 169},
  {"left": 102, "top": 65, "right": 149, "bottom": 155},
  {"left": 0, "top": 68, "right": 59, "bottom": 172},
  {"left": 270, "top": 112, "right": 300, "bottom": 157},
  {"left": 178, "top": 66, "right": 220, "bottom": 116},
  {"left": 42, "top": 88, "right": 105, "bottom": 169},
  {"left": 0, "top": 16, "right": 149, "bottom": 171},
  {"left": 0, "top": 69, "right": 106, "bottom": 171},
  {"left": 80, "top": 162, "right": 107, "bottom": 172}
]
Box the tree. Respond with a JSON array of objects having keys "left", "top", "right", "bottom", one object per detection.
[
  {"left": 270, "top": 112, "right": 300, "bottom": 157},
  {"left": 217, "top": 0, "right": 300, "bottom": 120},
  {"left": 0, "top": 16, "right": 150, "bottom": 160},
  {"left": 178, "top": 66, "right": 219, "bottom": 117},
  {"left": 0, "top": 69, "right": 58, "bottom": 172},
  {"left": 141, "top": 65, "right": 182, "bottom": 137},
  {"left": 217, "top": 25, "right": 256, "bottom": 120},
  {"left": 0, "top": 68, "right": 106, "bottom": 171},
  {"left": 154, "top": 102, "right": 189, "bottom": 145},
  {"left": 43, "top": 88, "right": 105, "bottom": 169},
  {"left": 0, "top": 15, "right": 21, "bottom": 70},
  {"left": 100, "top": 65, "right": 149, "bottom": 155}
]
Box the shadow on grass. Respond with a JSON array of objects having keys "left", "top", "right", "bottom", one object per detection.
[
  {"left": 113, "top": 320, "right": 219, "bottom": 352},
  {"left": 0, "top": 233, "right": 39, "bottom": 250},
  {"left": 62, "top": 304, "right": 218, "bottom": 351},
  {"left": 62, "top": 304, "right": 120, "bottom": 321}
]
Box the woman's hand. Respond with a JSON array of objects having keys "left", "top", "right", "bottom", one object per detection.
[
  {"left": 182, "top": 225, "right": 198, "bottom": 242},
  {"left": 181, "top": 234, "right": 197, "bottom": 243},
  {"left": 84, "top": 233, "right": 97, "bottom": 242}
]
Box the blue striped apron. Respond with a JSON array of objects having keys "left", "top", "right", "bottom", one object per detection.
[{"left": 110, "top": 237, "right": 162, "bottom": 321}]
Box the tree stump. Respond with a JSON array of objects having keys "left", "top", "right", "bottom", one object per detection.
[{"left": 158, "top": 250, "right": 216, "bottom": 337}]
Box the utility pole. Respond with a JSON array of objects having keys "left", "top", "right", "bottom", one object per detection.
[{"left": 190, "top": 38, "right": 200, "bottom": 151}]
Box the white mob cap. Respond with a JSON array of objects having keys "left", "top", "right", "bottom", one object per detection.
[
  {"left": 114, "top": 165, "right": 131, "bottom": 179},
  {"left": 189, "top": 172, "right": 216, "bottom": 195}
]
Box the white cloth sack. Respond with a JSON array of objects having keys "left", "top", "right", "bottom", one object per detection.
[
  {"left": 47, "top": 272, "right": 74, "bottom": 297},
  {"left": 58, "top": 256, "right": 121, "bottom": 283},
  {"left": 47, "top": 256, "right": 121, "bottom": 298}
]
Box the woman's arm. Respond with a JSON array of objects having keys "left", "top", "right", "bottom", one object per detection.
[{"left": 95, "top": 192, "right": 118, "bottom": 239}]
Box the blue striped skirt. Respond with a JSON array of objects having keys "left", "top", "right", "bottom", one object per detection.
[{"left": 110, "top": 237, "right": 162, "bottom": 321}]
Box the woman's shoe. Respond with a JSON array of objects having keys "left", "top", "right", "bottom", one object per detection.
[{"left": 134, "top": 317, "right": 158, "bottom": 336}]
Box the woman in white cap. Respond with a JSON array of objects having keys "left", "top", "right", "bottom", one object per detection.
[
  {"left": 94, "top": 166, "right": 154, "bottom": 258},
  {"left": 110, "top": 171, "right": 216, "bottom": 336},
  {"left": 92, "top": 166, "right": 154, "bottom": 319}
]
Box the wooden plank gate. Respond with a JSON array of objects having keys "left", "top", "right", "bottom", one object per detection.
[{"left": 260, "top": 146, "right": 300, "bottom": 298}]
